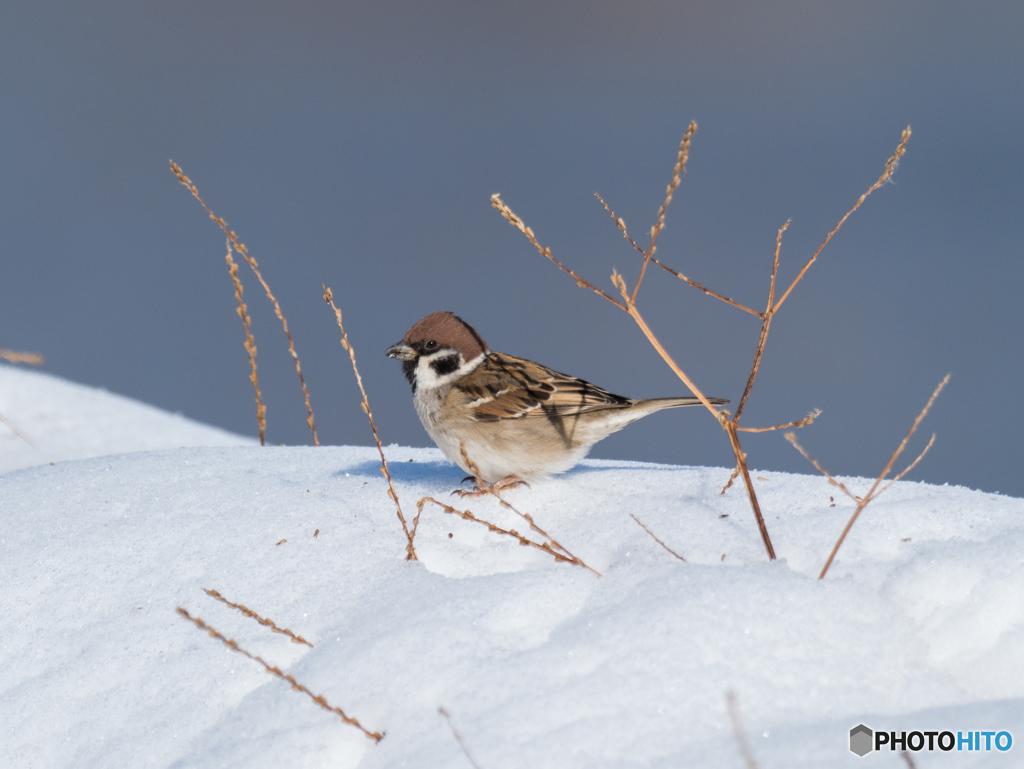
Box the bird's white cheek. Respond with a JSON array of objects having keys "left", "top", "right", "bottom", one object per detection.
[{"left": 414, "top": 351, "right": 485, "bottom": 390}]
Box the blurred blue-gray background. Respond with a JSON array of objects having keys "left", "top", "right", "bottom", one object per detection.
[{"left": 2, "top": 1, "right": 1021, "bottom": 495}]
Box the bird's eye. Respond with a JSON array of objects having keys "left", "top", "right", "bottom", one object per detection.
[{"left": 425, "top": 340, "right": 438, "bottom": 351}]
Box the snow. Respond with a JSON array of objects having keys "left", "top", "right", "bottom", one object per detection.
[
  {"left": 0, "top": 365, "right": 255, "bottom": 474},
  {"left": 2, "top": 369, "right": 1022, "bottom": 768}
]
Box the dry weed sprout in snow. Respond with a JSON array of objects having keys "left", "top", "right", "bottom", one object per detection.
[
  {"left": 204, "top": 588, "right": 312, "bottom": 647},
  {"left": 0, "top": 349, "right": 45, "bottom": 365},
  {"left": 0, "top": 349, "right": 45, "bottom": 446},
  {"left": 438, "top": 707, "right": 483, "bottom": 769},
  {"left": 223, "top": 239, "right": 266, "bottom": 445},
  {"left": 492, "top": 125, "right": 913, "bottom": 562},
  {"left": 787, "top": 373, "right": 949, "bottom": 579},
  {"left": 324, "top": 286, "right": 417, "bottom": 561},
  {"left": 170, "top": 161, "right": 319, "bottom": 445},
  {"left": 0, "top": 411, "right": 34, "bottom": 447},
  {"left": 726, "top": 690, "right": 761, "bottom": 769},
  {"left": 176, "top": 607, "right": 383, "bottom": 742},
  {"left": 630, "top": 513, "right": 686, "bottom": 562},
  {"left": 413, "top": 443, "right": 601, "bottom": 576}
]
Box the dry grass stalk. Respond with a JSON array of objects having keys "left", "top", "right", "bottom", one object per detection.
[
  {"left": 176, "top": 607, "right": 382, "bottom": 741},
  {"left": 438, "top": 707, "right": 483, "bottom": 769},
  {"left": 0, "top": 349, "right": 45, "bottom": 365},
  {"left": 324, "top": 286, "right": 416, "bottom": 561},
  {"left": 772, "top": 127, "right": 912, "bottom": 312},
  {"left": 170, "top": 161, "right": 319, "bottom": 445},
  {"left": 596, "top": 193, "right": 761, "bottom": 318},
  {"left": 204, "top": 588, "right": 312, "bottom": 647},
  {"left": 901, "top": 749, "right": 919, "bottom": 769},
  {"left": 786, "top": 373, "right": 949, "bottom": 579},
  {"left": 0, "top": 412, "right": 34, "bottom": 447},
  {"left": 630, "top": 513, "right": 686, "bottom": 562},
  {"left": 416, "top": 496, "right": 600, "bottom": 576},
  {"left": 224, "top": 239, "right": 266, "bottom": 445},
  {"left": 458, "top": 443, "right": 600, "bottom": 576},
  {"left": 632, "top": 121, "right": 697, "bottom": 303},
  {"left": 726, "top": 691, "right": 760, "bottom": 769},
  {"left": 490, "top": 194, "right": 626, "bottom": 311},
  {"left": 494, "top": 126, "right": 912, "bottom": 562}
]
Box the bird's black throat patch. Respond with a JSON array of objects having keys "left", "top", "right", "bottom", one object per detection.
[{"left": 402, "top": 359, "right": 417, "bottom": 390}]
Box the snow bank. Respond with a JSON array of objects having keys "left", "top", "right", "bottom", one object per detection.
[
  {"left": 3, "top": 438, "right": 1022, "bottom": 768},
  {"left": 0, "top": 364, "right": 254, "bottom": 474}
]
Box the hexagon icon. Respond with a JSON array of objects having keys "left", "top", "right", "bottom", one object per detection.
[{"left": 850, "top": 724, "right": 873, "bottom": 757}]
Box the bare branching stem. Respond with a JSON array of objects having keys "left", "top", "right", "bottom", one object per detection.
[
  {"left": 772, "top": 127, "right": 912, "bottom": 313},
  {"left": 788, "top": 374, "right": 949, "bottom": 579},
  {"left": 494, "top": 125, "right": 913, "bottom": 566},
  {"left": 177, "top": 607, "right": 382, "bottom": 741},
  {"left": 170, "top": 160, "right": 319, "bottom": 445},
  {"left": 596, "top": 193, "right": 762, "bottom": 317},
  {"left": 324, "top": 286, "right": 416, "bottom": 561}
]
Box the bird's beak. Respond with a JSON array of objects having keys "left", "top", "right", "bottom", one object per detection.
[{"left": 385, "top": 342, "right": 416, "bottom": 361}]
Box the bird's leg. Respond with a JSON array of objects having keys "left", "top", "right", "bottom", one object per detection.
[{"left": 452, "top": 475, "right": 529, "bottom": 497}]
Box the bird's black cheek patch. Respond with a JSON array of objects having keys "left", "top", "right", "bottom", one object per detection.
[{"left": 430, "top": 354, "right": 460, "bottom": 377}]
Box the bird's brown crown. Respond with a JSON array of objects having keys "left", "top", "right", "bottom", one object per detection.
[{"left": 403, "top": 312, "right": 489, "bottom": 362}]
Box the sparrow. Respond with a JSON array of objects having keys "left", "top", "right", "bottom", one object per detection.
[{"left": 385, "top": 312, "right": 728, "bottom": 489}]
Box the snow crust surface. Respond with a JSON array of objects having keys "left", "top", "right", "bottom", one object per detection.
[
  {"left": 0, "top": 365, "right": 254, "bottom": 474},
  {"left": 2, "top": 372, "right": 1022, "bottom": 768}
]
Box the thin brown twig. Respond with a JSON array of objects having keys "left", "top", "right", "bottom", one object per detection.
[
  {"left": 417, "top": 496, "right": 600, "bottom": 576},
  {"left": 324, "top": 286, "right": 416, "bottom": 561},
  {"left": 438, "top": 707, "right": 483, "bottom": 769},
  {"left": 225, "top": 239, "right": 266, "bottom": 445},
  {"left": 491, "top": 194, "right": 626, "bottom": 311},
  {"left": 595, "top": 193, "right": 762, "bottom": 317},
  {"left": 723, "top": 420, "right": 775, "bottom": 559},
  {"left": 203, "top": 588, "right": 312, "bottom": 647},
  {"left": 726, "top": 691, "right": 760, "bottom": 769},
  {"left": 720, "top": 466, "right": 741, "bottom": 495},
  {"left": 784, "top": 432, "right": 859, "bottom": 502},
  {"left": 0, "top": 412, "right": 34, "bottom": 447},
  {"left": 735, "top": 410, "right": 820, "bottom": 433},
  {"left": 170, "top": 160, "right": 319, "bottom": 445},
  {"left": 610, "top": 272, "right": 724, "bottom": 418},
  {"left": 177, "top": 607, "right": 382, "bottom": 741},
  {"left": 900, "top": 749, "right": 918, "bottom": 769},
  {"left": 457, "top": 443, "right": 598, "bottom": 574},
  {"left": 793, "top": 373, "right": 949, "bottom": 579},
  {"left": 0, "top": 349, "right": 45, "bottom": 365},
  {"left": 630, "top": 514, "right": 686, "bottom": 562},
  {"left": 734, "top": 221, "right": 791, "bottom": 420},
  {"left": 632, "top": 121, "right": 697, "bottom": 304},
  {"left": 879, "top": 433, "right": 936, "bottom": 494},
  {"left": 773, "top": 127, "right": 912, "bottom": 313}
]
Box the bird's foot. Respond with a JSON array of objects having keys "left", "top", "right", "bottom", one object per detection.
[{"left": 452, "top": 475, "right": 529, "bottom": 498}]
